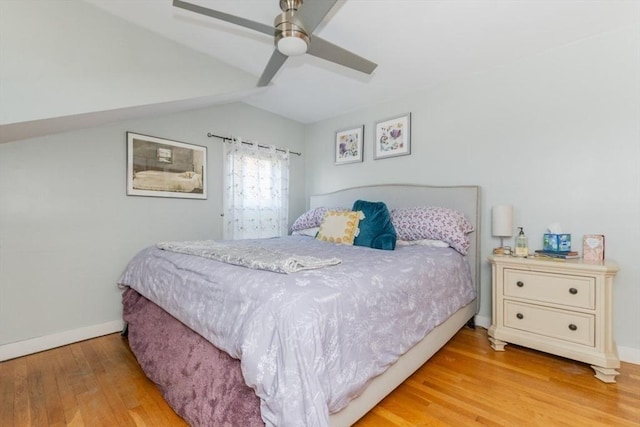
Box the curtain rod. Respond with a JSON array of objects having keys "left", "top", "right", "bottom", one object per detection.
[{"left": 207, "top": 133, "right": 302, "bottom": 156}]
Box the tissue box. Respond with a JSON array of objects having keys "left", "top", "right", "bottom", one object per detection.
[{"left": 543, "top": 234, "right": 571, "bottom": 252}]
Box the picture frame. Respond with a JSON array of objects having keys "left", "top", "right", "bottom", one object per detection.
[
  {"left": 583, "top": 234, "right": 605, "bottom": 261},
  {"left": 335, "top": 125, "right": 364, "bottom": 165},
  {"left": 126, "top": 132, "right": 207, "bottom": 199},
  {"left": 374, "top": 113, "right": 411, "bottom": 160}
]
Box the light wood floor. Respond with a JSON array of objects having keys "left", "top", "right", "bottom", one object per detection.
[{"left": 1, "top": 327, "right": 638, "bottom": 427}]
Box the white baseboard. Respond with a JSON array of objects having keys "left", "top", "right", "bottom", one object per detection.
[
  {"left": 0, "top": 320, "right": 123, "bottom": 362},
  {"left": 475, "top": 314, "right": 491, "bottom": 329},
  {"left": 2, "top": 317, "right": 638, "bottom": 366},
  {"left": 618, "top": 346, "right": 640, "bottom": 365},
  {"left": 473, "top": 315, "right": 639, "bottom": 365}
]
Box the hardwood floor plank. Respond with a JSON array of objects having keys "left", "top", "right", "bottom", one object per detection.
[
  {"left": 400, "top": 380, "right": 504, "bottom": 427},
  {"left": 0, "top": 357, "right": 16, "bottom": 427},
  {"left": 1, "top": 327, "right": 639, "bottom": 427},
  {"left": 408, "top": 376, "right": 532, "bottom": 426},
  {"left": 51, "top": 346, "right": 81, "bottom": 426},
  {"left": 25, "top": 353, "right": 49, "bottom": 426},
  {"left": 79, "top": 338, "right": 136, "bottom": 427},
  {"left": 12, "top": 358, "right": 31, "bottom": 427},
  {"left": 349, "top": 411, "right": 392, "bottom": 427},
  {"left": 38, "top": 350, "right": 65, "bottom": 427},
  {"left": 70, "top": 342, "right": 120, "bottom": 427},
  {"left": 360, "top": 406, "right": 417, "bottom": 427}
]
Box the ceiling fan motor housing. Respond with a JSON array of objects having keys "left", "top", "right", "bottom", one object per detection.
[{"left": 275, "top": 8, "right": 309, "bottom": 56}]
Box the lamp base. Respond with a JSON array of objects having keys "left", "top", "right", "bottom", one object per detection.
[
  {"left": 493, "top": 246, "right": 512, "bottom": 256},
  {"left": 492, "top": 237, "right": 512, "bottom": 255}
]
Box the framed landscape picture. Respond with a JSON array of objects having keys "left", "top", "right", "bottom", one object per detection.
[
  {"left": 374, "top": 113, "right": 411, "bottom": 160},
  {"left": 126, "top": 132, "right": 207, "bottom": 199},
  {"left": 335, "top": 125, "right": 364, "bottom": 165}
]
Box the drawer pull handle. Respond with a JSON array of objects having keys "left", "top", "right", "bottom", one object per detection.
[
  {"left": 568, "top": 324, "right": 578, "bottom": 331},
  {"left": 569, "top": 288, "right": 578, "bottom": 295},
  {"left": 516, "top": 281, "right": 524, "bottom": 287},
  {"left": 516, "top": 313, "right": 524, "bottom": 320}
]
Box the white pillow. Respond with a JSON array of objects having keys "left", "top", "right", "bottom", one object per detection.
[
  {"left": 291, "top": 227, "right": 320, "bottom": 237},
  {"left": 316, "top": 211, "right": 362, "bottom": 245},
  {"left": 396, "top": 239, "right": 450, "bottom": 248}
]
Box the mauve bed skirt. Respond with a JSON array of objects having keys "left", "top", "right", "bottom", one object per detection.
[{"left": 122, "top": 287, "right": 264, "bottom": 427}]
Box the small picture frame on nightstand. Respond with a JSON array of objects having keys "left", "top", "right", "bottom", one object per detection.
[{"left": 583, "top": 234, "right": 605, "bottom": 261}]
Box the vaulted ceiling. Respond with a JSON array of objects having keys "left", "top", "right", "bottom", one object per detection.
[{"left": 1, "top": 0, "right": 638, "bottom": 143}]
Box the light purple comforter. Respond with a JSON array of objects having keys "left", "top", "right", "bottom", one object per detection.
[{"left": 118, "top": 236, "right": 475, "bottom": 427}]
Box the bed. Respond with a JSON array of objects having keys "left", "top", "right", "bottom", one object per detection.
[{"left": 119, "top": 184, "right": 481, "bottom": 427}]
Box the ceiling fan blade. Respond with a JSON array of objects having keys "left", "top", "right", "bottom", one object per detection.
[
  {"left": 308, "top": 37, "right": 377, "bottom": 75},
  {"left": 295, "top": 0, "right": 338, "bottom": 33},
  {"left": 257, "top": 50, "right": 289, "bottom": 86},
  {"left": 173, "top": 0, "right": 273, "bottom": 36}
]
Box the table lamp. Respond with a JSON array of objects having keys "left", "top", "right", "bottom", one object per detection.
[{"left": 492, "top": 205, "right": 513, "bottom": 254}]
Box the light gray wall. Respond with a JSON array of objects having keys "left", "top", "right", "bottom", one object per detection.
[
  {"left": 0, "top": 102, "right": 305, "bottom": 346},
  {"left": 0, "top": 0, "right": 256, "bottom": 125},
  {"left": 304, "top": 26, "right": 640, "bottom": 355},
  {"left": 1, "top": 10, "right": 637, "bottom": 361}
]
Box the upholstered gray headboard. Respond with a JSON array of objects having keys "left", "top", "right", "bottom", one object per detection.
[{"left": 309, "top": 184, "right": 481, "bottom": 313}]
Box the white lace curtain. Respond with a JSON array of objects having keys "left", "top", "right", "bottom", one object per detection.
[{"left": 223, "top": 138, "right": 290, "bottom": 240}]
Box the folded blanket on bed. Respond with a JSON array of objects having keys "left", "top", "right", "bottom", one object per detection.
[{"left": 157, "top": 240, "right": 341, "bottom": 274}]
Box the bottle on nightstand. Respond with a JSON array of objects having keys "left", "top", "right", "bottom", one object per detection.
[{"left": 515, "top": 227, "right": 528, "bottom": 257}]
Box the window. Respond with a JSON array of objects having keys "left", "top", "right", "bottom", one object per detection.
[{"left": 223, "top": 141, "right": 289, "bottom": 239}]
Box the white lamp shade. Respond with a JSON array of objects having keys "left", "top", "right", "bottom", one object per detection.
[{"left": 492, "top": 205, "right": 514, "bottom": 237}]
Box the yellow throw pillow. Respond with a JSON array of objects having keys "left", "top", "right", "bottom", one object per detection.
[{"left": 316, "top": 211, "right": 362, "bottom": 245}]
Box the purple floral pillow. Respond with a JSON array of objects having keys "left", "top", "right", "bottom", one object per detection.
[
  {"left": 390, "top": 207, "right": 474, "bottom": 255},
  {"left": 290, "top": 207, "right": 349, "bottom": 232}
]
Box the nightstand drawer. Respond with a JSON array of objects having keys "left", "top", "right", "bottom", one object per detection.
[
  {"left": 504, "top": 269, "right": 595, "bottom": 309},
  {"left": 504, "top": 301, "right": 595, "bottom": 346}
]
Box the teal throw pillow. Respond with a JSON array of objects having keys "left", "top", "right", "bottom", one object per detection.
[{"left": 352, "top": 200, "right": 397, "bottom": 250}]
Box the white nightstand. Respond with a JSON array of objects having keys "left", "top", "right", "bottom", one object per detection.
[{"left": 487, "top": 255, "right": 620, "bottom": 383}]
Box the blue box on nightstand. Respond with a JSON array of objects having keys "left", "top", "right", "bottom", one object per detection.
[{"left": 543, "top": 234, "right": 571, "bottom": 252}]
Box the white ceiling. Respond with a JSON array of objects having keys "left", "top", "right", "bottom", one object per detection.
[{"left": 65, "top": 0, "right": 640, "bottom": 124}]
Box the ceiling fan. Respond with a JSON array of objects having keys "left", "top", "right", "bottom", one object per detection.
[{"left": 173, "top": 0, "right": 377, "bottom": 86}]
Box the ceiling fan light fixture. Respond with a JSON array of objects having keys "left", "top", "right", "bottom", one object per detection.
[
  {"left": 277, "top": 31, "right": 309, "bottom": 56},
  {"left": 275, "top": 10, "right": 309, "bottom": 57}
]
